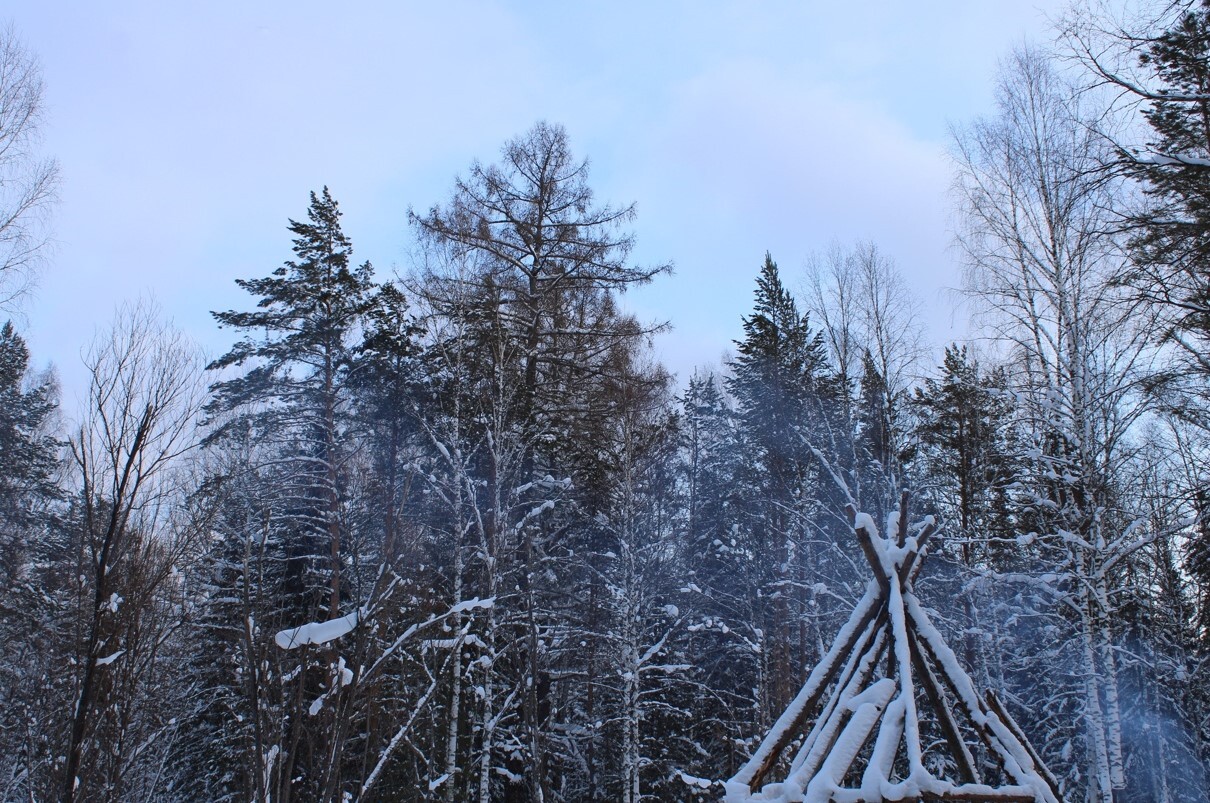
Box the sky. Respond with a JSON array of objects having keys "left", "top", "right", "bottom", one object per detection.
[{"left": 7, "top": 1, "right": 1068, "bottom": 413}]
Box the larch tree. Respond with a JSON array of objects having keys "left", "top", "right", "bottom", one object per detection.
[{"left": 410, "top": 121, "right": 668, "bottom": 802}]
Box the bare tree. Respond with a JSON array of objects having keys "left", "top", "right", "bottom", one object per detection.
[
  {"left": 62, "top": 301, "right": 203, "bottom": 802},
  {"left": 802, "top": 240, "right": 925, "bottom": 487},
  {"left": 0, "top": 24, "right": 58, "bottom": 308},
  {"left": 1061, "top": 1, "right": 1210, "bottom": 422},
  {"left": 952, "top": 46, "right": 1157, "bottom": 803}
]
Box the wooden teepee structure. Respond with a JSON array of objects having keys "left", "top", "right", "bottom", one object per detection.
[{"left": 723, "top": 495, "right": 1064, "bottom": 803}]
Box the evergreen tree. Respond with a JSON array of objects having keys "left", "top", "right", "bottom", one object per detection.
[
  {"left": 208, "top": 186, "right": 375, "bottom": 617},
  {"left": 0, "top": 322, "right": 63, "bottom": 801},
  {"left": 676, "top": 372, "right": 764, "bottom": 781},
  {"left": 911, "top": 345, "right": 1019, "bottom": 553},
  {"left": 0, "top": 321, "right": 59, "bottom": 563},
  {"left": 725, "top": 253, "right": 834, "bottom": 725},
  {"left": 205, "top": 187, "right": 378, "bottom": 801},
  {"left": 1126, "top": 5, "right": 1210, "bottom": 395}
]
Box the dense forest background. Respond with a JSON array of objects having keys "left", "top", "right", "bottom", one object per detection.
[{"left": 4, "top": 2, "right": 1210, "bottom": 801}]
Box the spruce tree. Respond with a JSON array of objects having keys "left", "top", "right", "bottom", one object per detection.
[
  {"left": 726, "top": 253, "right": 833, "bottom": 724},
  {"left": 0, "top": 321, "right": 62, "bottom": 801},
  {"left": 0, "top": 321, "right": 59, "bottom": 550},
  {"left": 911, "top": 345, "right": 1019, "bottom": 554}
]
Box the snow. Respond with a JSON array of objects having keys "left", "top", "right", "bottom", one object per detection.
[
  {"left": 449, "top": 596, "right": 494, "bottom": 614},
  {"left": 852, "top": 512, "right": 879, "bottom": 538},
  {"left": 676, "top": 770, "right": 714, "bottom": 789},
  {"left": 1136, "top": 151, "right": 1210, "bottom": 167},
  {"left": 96, "top": 650, "right": 124, "bottom": 666},
  {"left": 728, "top": 582, "right": 882, "bottom": 793},
  {"left": 422, "top": 634, "right": 487, "bottom": 651},
  {"left": 802, "top": 678, "right": 895, "bottom": 802},
  {"left": 275, "top": 608, "right": 362, "bottom": 650}
]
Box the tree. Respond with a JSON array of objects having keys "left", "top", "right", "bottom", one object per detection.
[
  {"left": 410, "top": 120, "right": 667, "bottom": 465},
  {"left": 1128, "top": 5, "right": 1210, "bottom": 414},
  {"left": 205, "top": 187, "right": 393, "bottom": 802},
  {"left": 953, "top": 46, "right": 1157, "bottom": 802},
  {"left": 0, "top": 25, "right": 58, "bottom": 307},
  {"left": 1062, "top": 3, "right": 1210, "bottom": 381},
  {"left": 208, "top": 186, "right": 375, "bottom": 619},
  {"left": 0, "top": 321, "right": 62, "bottom": 801},
  {"left": 726, "top": 253, "right": 836, "bottom": 726},
  {"left": 910, "top": 345, "right": 1022, "bottom": 702},
  {"left": 911, "top": 345, "right": 1019, "bottom": 551},
  {"left": 0, "top": 320, "right": 59, "bottom": 553},
  {"left": 62, "top": 301, "right": 203, "bottom": 802},
  {"left": 802, "top": 241, "right": 925, "bottom": 492},
  {"left": 411, "top": 121, "right": 668, "bottom": 801}
]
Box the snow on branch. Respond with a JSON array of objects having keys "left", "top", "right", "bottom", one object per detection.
[
  {"left": 1133, "top": 151, "right": 1210, "bottom": 168},
  {"left": 275, "top": 608, "right": 363, "bottom": 650}
]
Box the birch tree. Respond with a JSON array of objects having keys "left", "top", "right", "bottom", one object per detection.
[
  {"left": 0, "top": 25, "right": 58, "bottom": 308},
  {"left": 953, "top": 46, "right": 1157, "bottom": 802}
]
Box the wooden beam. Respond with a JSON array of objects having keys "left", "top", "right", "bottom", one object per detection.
[
  {"left": 791, "top": 624, "right": 891, "bottom": 786},
  {"left": 907, "top": 624, "right": 980, "bottom": 784},
  {"left": 856, "top": 521, "right": 889, "bottom": 592},
  {"left": 897, "top": 490, "right": 910, "bottom": 547},
  {"left": 899, "top": 521, "right": 936, "bottom": 588},
  {"left": 909, "top": 616, "right": 1029, "bottom": 786},
  {"left": 985, "top": 690, "right": 1063, "bottom": 802},
  {"left": 744, "top": 594, "right": 885, "bottom": 791}
]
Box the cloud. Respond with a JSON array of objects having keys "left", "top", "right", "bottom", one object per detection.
[{"left": 616, "top": 57, "right": 956, "bottom": 379}]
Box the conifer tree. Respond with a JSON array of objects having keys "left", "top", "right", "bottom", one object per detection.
[
  {"left": 0, "top": 321, "right": 62, "bottom": 801},
  {"left": 0, "top": 321, "right": 59, "bottom": 550},
  {"left": 911, "top": 345, "right": 1019, "bottom": 552},
  {"left": 1127, "top": 6, "right": 1210, "bottom": 387},
  {"left": 726, "top": 253, "right": 833, "bottom": 724},
  {"left": 411, "top": 122, "right": 668, "bottom": 801},
  {"left": 208, "top": 186, "right": 375, "bottom": 618},
  {"left": 205, "top": 187, "right": 378, "bottom": 801}
]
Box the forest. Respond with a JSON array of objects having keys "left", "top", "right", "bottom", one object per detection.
[{"left": 2, "top": 2, "right": 1210, "bottom": 802}]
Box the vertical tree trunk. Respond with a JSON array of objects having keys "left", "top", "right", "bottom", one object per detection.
[{"left": 1080, "top": 587, "right": 1114, "bottom": 803}]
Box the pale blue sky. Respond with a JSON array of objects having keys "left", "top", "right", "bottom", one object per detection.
[{"left": 9, "top": 1, "right": 1065, "bottom": 409}]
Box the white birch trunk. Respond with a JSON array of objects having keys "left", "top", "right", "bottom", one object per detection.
[{"left": 1079, "top": 586, "right": 1114, "bottom": 803}]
